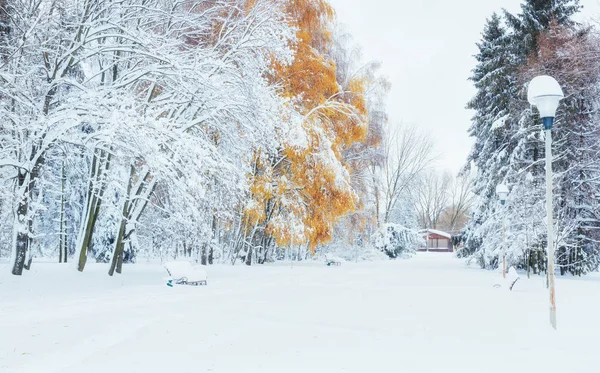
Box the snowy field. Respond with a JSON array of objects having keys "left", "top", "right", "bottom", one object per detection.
[{"left": 1, "top": 253, "right": 599, "bottom": 373}]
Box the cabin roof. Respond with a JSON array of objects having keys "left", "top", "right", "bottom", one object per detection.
[{"left": 420, "top": 229, "right": 452, "bottom": 239}]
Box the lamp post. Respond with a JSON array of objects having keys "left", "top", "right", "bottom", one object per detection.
[
  {"left": 527, "top": 75, "right": 564, "bottom": 330},
  {"left": 496, "top": 183, "right": 509, "bottom": 279}
]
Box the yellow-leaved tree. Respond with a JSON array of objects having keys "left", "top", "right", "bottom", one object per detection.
[{"left": 241, "top": 0, "right": 371, "bottom": 264}]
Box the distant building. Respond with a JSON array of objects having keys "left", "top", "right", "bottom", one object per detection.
[{"left": 419, "top": 229, "right": 453, "bottom": 252}]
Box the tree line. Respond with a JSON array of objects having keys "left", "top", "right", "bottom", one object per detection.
[
  {"left": 0, "top": 0, "right": 392, "bottom": 275},
  {"left": 461, "top": 0, "right": 600, "bottom": 276}
]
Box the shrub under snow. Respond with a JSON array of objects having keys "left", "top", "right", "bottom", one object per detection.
[{"left": 373, "top": 224, "right": 424, "bottom": 259}]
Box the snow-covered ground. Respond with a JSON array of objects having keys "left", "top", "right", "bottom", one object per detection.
[{"left": 1, "top": 254, "right": 598, "bottom": 373}]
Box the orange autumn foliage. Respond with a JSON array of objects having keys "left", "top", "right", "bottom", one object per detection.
[
  {"left": 244, "top": 0, "right": 369, "bottom": 252},
  {"left": 285, "top": 0, "right": 335, "bottom": 49},
  {"left": 273, "top": 39, "right": 338, "bottom": 108},
  {"left": 273, "top": 0, "right": 338, "bottom": 109}
]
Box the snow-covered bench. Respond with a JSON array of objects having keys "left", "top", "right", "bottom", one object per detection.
[
  {"left": 325, "top": 254, "right": 342, "bottom": 267},
  {"left": 164, "top": 261, "right": 207, "bottom": 286},
  {"left": 493, "top": 267, "right": 520, "bottom": 291},
  {"left": 507, "top": 267, "right": 520, "bottom": 291}
]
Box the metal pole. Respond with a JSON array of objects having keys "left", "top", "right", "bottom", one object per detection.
[{"left": 545, "top": 128, "right": 557, "bottom": 330}]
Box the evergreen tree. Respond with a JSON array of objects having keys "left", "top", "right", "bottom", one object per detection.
[
  {"left": 504, "top": 0, "right": 581, "bottom": 60},
  {"left": 500, "top": 0, "right": 591, "bottom": 275},
  {"left": 460, "top": 13, "right": 515, "bottom": 264},
  {"left": 461, "top": 1, "right": 594, "bottom": 274},
  {"left": 522, "top": 25, "right": 600, "bottom": 275}
]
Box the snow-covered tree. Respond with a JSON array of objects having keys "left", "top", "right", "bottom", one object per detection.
[
  {"left": 504, "top": 0, "right": 581, "bottom": 60},
  {"left": 463, "top": 1, "right": 600, "bottom": 275},
  {"left": 0, "top": 0, "right": 389, "bottom": 274},
  {"left": 372, "top": 224, "right": 423, "bottom": 259},
  {"left": 518, "top": 23, "right": 600, "bottom": 275},
  {"left": 461, "top": 13, "right": 515, "bottom": 261}
]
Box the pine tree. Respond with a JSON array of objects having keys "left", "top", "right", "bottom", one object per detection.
[
  {"left": 462, "top": 1, "right": 586, "bottom": 272},
  {"left": 500, "top": 0, "right": 588, "bottom": 275},
  {"left": 460, "top": 13, "right": 515, "bottom": 264},
  {"left": 522, "top": 24, "right": 600, "bottom": 275},
  {"left": 504, "top": 0, "right": 581, "bottom": 60}
]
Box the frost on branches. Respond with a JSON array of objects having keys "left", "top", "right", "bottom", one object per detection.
[
  {"left": 0, "top": 0, "right": 390, "bottom": 274},
  {"left": 462, "top": 0, "right": 600, "bottom": 276},
  {"left": 372, "top": 224, "right": 423, "bottom": 259}
]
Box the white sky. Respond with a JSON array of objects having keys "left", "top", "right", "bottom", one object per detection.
[{"left": 328, "top": 0, "right": 600, "bottom": 174}]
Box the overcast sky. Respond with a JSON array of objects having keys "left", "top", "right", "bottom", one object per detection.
[{"left": 328, "top": 0, "right": 600, "bottom": 174}]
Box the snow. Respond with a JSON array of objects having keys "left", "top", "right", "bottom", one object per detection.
[
  {"left": 527, "top": 75, "right": 564, "bottom": 106},
  {"left": 1, "top": 254, "right": 599, "bottom": 373},
  {"left": 375, "top": 224, "right": 423, "bottom": 258},
  {"left": 422, "top": 228, "right": 452, "bottom": 239},
  {"left": 491, "top": 115, "right": 508, "bottom": 130},
  {"left": 507, "top": 266, "right": 520, "bottom": 284},
  {"left": 324, "top": 254, "right": 345, "bottom": 263},
  {"left": 164, "top": 261, "right": 207, "bottom": 282}
]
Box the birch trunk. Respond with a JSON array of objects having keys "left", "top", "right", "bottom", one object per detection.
[
  {"left": 76, "top": 150, "right": 111, "bottom": 272},
  {"left": 11, "top": 179, "right": 29, "bottom": 275},
  {"left": 109, "top": 165, "right": 135, "bottom": 276},
  {"left": 109, "top": 164, "right": 156, "bottom": 275},
  {"left": 59, "top": 160, "right": 66, "bottom": 263}
]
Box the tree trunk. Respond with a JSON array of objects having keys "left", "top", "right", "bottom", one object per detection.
[
  {"left": 59, "top": 160, "right": 66, "bottom": 263},
  {"left": 245, "top": 245, "right": 253, "bottom": 266},
  {"left": 23, "top": 256, "right": 33, "bottom": 270},
  {"left": 257, "top": 235, "right": 267, "bottom": 264},
  {"left": 109, "top": 165, "right": 134, "bottom": 276},
  {"left": 63, "top": 234, "right": 68, "bottom": 264},
  {"left": 109, "top": 216, "right": 127, "bottom": 276},
  {"left": 12, "top": 169, "right": 30, "bottom": 275},
  {"left": 12, "top": 229, "right": 28, "bottom": 275},
  {"left": 208, "top": 214, "right": 217, "bottom": 265},
  {"left": 372, "top": 165, "right": 380, "bottom": 228},
  {"left": 77, "top": 193, "right": 102, "bottom": 271},
  {"left": 12, "top": 138, "right": 44, "bottom": 275},
  {"left": 233, "top": 218, "right": 255, "bottom": 266},
  {"left": 116, "top": 242, "right": 127, "bottom": 274},
  {"left": 232, "top": 230, "right": 245, "bottom": 265},
  {"left": 13, "top": 86, "right": 55, "bottom": 275},
  {"left": 526, "top": 248, "right": 531, "bottom": 279},
  {"left": 201, "top": 243, "right": 207, "bottom": 265},
  {"left": 77, "top": 150, "right": 111, "bottom": 272},
  {"left": 109, "top": 165, "right": 154, "bottom": 275}
]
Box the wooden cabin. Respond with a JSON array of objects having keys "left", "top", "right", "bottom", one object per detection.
[{"left": 419, "top": 229, "right": 453, "bottom": 252}]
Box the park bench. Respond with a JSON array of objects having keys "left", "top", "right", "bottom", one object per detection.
[
  {"left": 325, "top": 254, "right": 342, "bottom": 267},
  {"left": 164, "top": 261, "right": 208, "bottom": 286}
]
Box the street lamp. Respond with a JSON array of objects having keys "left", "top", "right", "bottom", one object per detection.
[
  {"left": 496, "top": 184, "right": 509, "bottom": 204},
  {"left": 496, "top": 184, "right": 509, "bottom": 279},
  {"left": 527, "top": 75, "right": 564, "bottom": 330}
]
